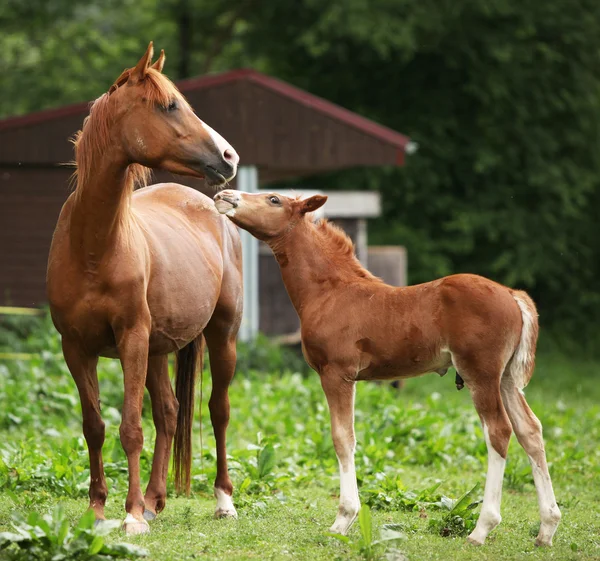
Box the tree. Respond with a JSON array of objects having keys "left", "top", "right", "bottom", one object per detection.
[{"left": 1, "top": 0, "right": 599, "bottom": 346}]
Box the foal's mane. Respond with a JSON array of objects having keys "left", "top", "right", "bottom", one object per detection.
[
  {"left": 72, "top": 67, "right": 188, "bottom": 198},
  {"left": 312, "top": 219, "right": 382, "bottom": 282}
]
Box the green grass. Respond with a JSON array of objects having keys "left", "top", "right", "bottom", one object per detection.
[{"left": 0, "top": 314, "right": 599, "bottom": 560}]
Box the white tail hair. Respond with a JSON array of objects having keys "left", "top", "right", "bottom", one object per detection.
[{"left": 507, "top": 290, "right": 539, "bottom": 389}]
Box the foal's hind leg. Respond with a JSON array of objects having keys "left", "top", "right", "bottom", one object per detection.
[
  {"left": 464, "top": 376, "right": 512, "bottom": 545},
  {"left": 62, "top": 339, "right": 107, "bottom": 521},
  {"left": 501, "top": 379, "right": 561, "bottom": 546},
  {"left": 143, "top": 354, "right": 178, "bottom": 520}
]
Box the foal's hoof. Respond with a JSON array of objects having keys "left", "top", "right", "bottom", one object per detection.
[
  {"left": 535, "top": 536, "right": 553, "bottom": 547},
  {"left": 123, "top": 514, "right": 150, "bottom": 536},
  {"left": 143, "top": 509, "right": 156, "bottom": 521},
  {"left": 214, "top": 507, "right": 238, "bottom": 519},
  {"left": 467, "top": 535, "right": 485, "bottom": 546}
]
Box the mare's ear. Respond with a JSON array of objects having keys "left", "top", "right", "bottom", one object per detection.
[
  {"left": 129, "top": 42, "right": 154, "bottom": 83},
  {"left": 109, "top": 68, "right": 131, "bottom": 94},
  {"left": 299, "top": 195, "right": 328, "bottom": 215},
  {"left": 151, "top": 49, "right": 166, "bottom": 73}
]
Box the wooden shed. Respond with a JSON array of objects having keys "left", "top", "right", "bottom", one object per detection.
[{"left": 0, "top": 68, "right": 412, "bottom": 333}]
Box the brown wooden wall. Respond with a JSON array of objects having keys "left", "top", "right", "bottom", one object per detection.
[{"left": 0, "top": 167, "right": 73, "bottom": 306}]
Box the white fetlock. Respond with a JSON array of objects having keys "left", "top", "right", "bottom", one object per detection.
[
  {"left": 123, "top": 513, "right": 150, "bottom": 536},
  {"left": 214, "top": 488, "right": 238, "bottom": 519},
  {"left": 329, "top": 506, "right": 358, "bottom": 536},
  {"left": 467, "top": 510, "right": 501, "bottom": 546}
]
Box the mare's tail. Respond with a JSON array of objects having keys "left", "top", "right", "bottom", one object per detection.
[{"left": 173, "top": 335, "right": 204, "bottom": 495}]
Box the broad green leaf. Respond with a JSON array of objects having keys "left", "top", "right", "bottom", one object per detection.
[
  {"left": 358, "top": 504, "right": 372, "bottom": 547},
  {"left": 258, "top": 444, "right": 276, "bottom": 479},
  {"left": 87, "top": 535, "right": 104, "bottom": 555}
]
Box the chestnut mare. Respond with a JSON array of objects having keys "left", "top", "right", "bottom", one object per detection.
[
  {"left": 47, "top": 44, "right": 243, "bottom": 535},
  {"left": 214, "top": 190, "right": 561, "bottom": 547}
]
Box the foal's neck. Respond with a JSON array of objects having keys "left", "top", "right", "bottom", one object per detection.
[
  {"left": 270, "top": 220, "right": 376, "bottom": 317},
  {"left": 70, "top": 142, "right": 134, "bottom": 259}
]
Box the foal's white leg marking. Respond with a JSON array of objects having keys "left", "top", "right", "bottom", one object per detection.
[
  {"left": 529, "top": 454, "right": 561, "bottom": 546},
  {"left": 468, "top": 424, "right": 505, "bottom": 545},
  {"left": 503, "top": 387, "right": 561, "bottom": 546},
  {"left": 214, "top": 487, "right": 238, "bottom": 519},
  {"left": 122, "top": 512, "right": 150, "bottom": 535},
  {"left": 330, "top": 455, "right": 360, "bottom": 535},
  {"left": 329, "top": 384, "right": 360, "bottom": 535}
]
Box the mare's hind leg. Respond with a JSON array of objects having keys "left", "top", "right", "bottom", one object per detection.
[
  {"left": 204, "top": 320, "right": 238, "bottom": 518},
  {"left": 462, "top": 371, "right": 512, "bottom": 545},
  {"left": 62, "top": 339, "right": 107, "bottom": 521},
  {"left": 203, "top": 264, "right": 242, "bottom": 519},
  {"left": 501, "top": 378, "right": 561, "bottom": 546},
  {"left": 143, "top": 354, "right": 178, "bottom": 520}
]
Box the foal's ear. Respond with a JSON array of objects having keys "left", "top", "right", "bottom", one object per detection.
[
  {"left": 151, "top": 50, "right": 166, "bottom": 73},
  {"left": 129, "top": 42, "right": 154, "bottom": 83},
  {"left": 299, "top": 195, "right": 328, "bottom": 215}
]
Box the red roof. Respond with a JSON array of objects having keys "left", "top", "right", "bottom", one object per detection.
[{"left": 0, "top": 69, "right": 410, "bottom": 154}]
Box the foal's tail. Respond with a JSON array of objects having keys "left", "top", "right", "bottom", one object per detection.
[
  {"left": 173, "top": 335, "right": 204, "bottom": 495},
  {"left": 506, "top": 290, "right": 539, "bottom": 390}
]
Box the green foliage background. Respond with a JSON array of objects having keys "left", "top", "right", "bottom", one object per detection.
[{"left": 1, "top": 0, "right": 599, "bottom": 347}]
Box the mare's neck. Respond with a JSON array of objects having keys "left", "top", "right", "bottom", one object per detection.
[
  {"left": 269, "top": 221, "right": 371, "bottom": 318},
  {"left": 70, "top": 144, "right": 133, "bottom": 259}
]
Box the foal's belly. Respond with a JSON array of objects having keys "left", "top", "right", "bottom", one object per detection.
[{"left": 355, "top": 344, "right": 452, "bottom": 382}]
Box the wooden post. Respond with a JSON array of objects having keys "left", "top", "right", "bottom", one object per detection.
[{"left": 237, "top": 166, "right": 259, "bottom": 342}]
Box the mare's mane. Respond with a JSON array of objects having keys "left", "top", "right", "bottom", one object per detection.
[{"left": 72, "top": 67, "right": 189, "bottom": 198}]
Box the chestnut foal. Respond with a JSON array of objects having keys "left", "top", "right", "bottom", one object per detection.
[
  {"left": 47, "top": 45, "right": 242, "bottom": 534},
  {"left": 214, "top": 190, "right": 561, "bottom": 547}
]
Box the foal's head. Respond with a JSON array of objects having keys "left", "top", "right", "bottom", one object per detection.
[
  {"left": 213, "top": 190, "right": 327, "bottom": 240},
  {"left": 76, "top": 42, "right": 238, "bottom": 187}
]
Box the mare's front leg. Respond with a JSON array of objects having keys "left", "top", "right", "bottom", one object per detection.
[
  {"left": 321, "top": 369, "right": 360, "bottom": 535},
  {"left": 143, "top": 354, "right": 178, "bottom": 520},
  {"left": 62, "top": 339, "right": 107, "bottom": 521},
  {"left": 115, "top": 318, "right": 151, "bottom": 535}
]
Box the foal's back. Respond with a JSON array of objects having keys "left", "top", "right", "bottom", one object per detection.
[{"left": 303, "top": 273, "right": 522, "bottom": 381}]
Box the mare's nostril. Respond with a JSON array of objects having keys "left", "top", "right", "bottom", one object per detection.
[{"left": 224, "top": 149, "right": 234, "bottom": 162}]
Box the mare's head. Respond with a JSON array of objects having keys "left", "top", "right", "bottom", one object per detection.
[
  {"left": 75, "top": 42, "right": 238, "bottom": 187},
  {"left": 213, "top": 190, "right": 327, "bottom": 241}
]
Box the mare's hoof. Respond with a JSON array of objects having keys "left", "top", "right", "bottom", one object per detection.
[
  {"left": 143, "top": 509, "right": 156, "bottom": 521},
  {"left": 535, "top": 537, "right": 553, "bottom": 547},
  {"left": 214, "top": 507, "right": 238, "bottom": 519},
  {"left": 123, "top": 514, "right": 150, "bottom": 536}
]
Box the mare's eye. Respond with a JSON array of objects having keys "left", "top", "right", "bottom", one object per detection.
[
  {"left": 166, "top": 100, "right": 178, "bottom": 112},
  {"left": 268, "top": 196, "right": 281, "bottom": 205}
]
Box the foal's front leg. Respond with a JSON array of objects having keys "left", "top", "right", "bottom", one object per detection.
[
  {"left": 116, "top": 323, "right": 151, "bottom": 536},
  {"left": 321, "top": 371, "right": 360, "bottom": 535}
]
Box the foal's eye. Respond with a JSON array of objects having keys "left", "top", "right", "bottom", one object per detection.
[
  {"left": 268, "top": 196, "right": 281, "bottom": 205},
  {"left": 165, "top": 100, "right": 178, "bottom": 112}
]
